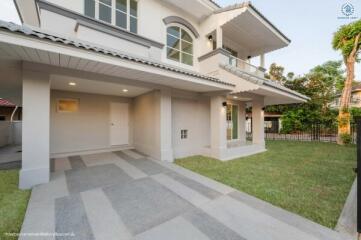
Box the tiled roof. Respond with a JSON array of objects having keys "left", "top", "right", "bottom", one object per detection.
[
  {"left": 220, "top": 64, "right": 309, "bottom": 101},
  {"left": 0, "top": 20, "right": 235, "bottom": 87},
  {"left": 0, "top": 98, "right": 16, "bottom": 107}
]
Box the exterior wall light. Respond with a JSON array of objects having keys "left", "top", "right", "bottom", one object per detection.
[{"left": 222, "top": 102, "right": 227, "bottom": 107}]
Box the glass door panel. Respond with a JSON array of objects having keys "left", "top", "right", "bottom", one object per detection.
[
  {"left": 232, "top": 105, "right": 238, "bottom": 139},
  {"left": 227, "top": 105, "right": 232, "bottom": 140},
  {"left": 226, "top": 104, "right": 238, "bottom": 140}
]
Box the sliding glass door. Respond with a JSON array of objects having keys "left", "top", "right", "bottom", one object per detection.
[{"left": 226, "top": 104, "right": 238, "bottom": 140}]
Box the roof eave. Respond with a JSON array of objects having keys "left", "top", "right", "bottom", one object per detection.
[{"left": 214, "top": 1, "right": 291, "bottom": 44}]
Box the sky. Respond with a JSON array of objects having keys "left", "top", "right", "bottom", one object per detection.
[{"left": 0, "top": 0, "right": 360, "bottom": 78}]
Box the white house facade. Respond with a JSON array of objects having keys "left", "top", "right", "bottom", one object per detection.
[{"left": 0, "top": 0, "right": 308, "bottom": 189}]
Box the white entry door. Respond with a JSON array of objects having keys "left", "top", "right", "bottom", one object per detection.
[{"left": 110, "top": 102, "right": 129, "bottom": 146}]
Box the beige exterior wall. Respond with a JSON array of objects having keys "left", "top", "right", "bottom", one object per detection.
[
  {"left": 50, "top": 90, "right": 133, "bottom": 155},
  {"left": 132, "top": 90, "right": 161, "bottom": 159},
  {"left": 38, "top": 0, "right": 204, "bottom": 71},
  {"left": 172, "top": 97, "right": 210, "bottom": 158}
]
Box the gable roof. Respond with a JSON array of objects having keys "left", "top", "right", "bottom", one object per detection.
[{"left": 220, "top": 64, "right": 309, "bottom": 101}]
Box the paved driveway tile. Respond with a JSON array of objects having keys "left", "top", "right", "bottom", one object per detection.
[
  {"left": 103, "top": 177, "right": 195, "bottom": 235},
  {"left": 21, "top": 150, "right": 350, "bottom": 240},
  {"left": 55, "top": 194, "right": 94, "bottom": 240},
  {"left": 65, "top": 164, "right": 132, "bottom": 194}
]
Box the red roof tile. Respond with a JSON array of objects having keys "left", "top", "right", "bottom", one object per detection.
[{"left": 0, "top": 98, "right": 16, "bottom": 107}]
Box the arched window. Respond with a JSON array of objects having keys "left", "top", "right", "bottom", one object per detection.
[{"left": 166, "top": 26, "right": 193, "bottom": 66}]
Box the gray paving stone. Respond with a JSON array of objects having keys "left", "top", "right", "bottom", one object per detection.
[
  {"left": 165, "top": 171, "right": 222, "bottom": 200},
  {"left": 65, "top": 164, "right": 132, "bottom": 194},
  {"left": 183, "top": 208, "right": 245, "bottom": 240},
  {"left": 135, "top": 216, "right": 210, "bottom": 240},
  {"left": 152, "top": 173, "right": 211, "bottom": 207},
  {"left": 81, "top": 189, "right": 133, "bottom": 240},
  {"left": 68, "top": 155, "right": 86, "bottom": 170},
  {"left": 229, "top": 191, "right": 346, "bottom": 240},
  {"left": 131, "top": 149, "right": 147, "bottom": 157},
  {"left": 114, "top": 151, "right": 169, "bottom": 175},
  {"left": 103, "top": 177, "right": 195, "bottom": 235},
  {"left": 200, "top": 195, "right": 320, "bottom": 240},
  {"left": 55, "top": 194, "right": 94, "bottom": 240}
]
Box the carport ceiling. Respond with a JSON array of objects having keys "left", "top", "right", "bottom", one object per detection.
[{"left": 51, "top": 75, "right": 152, "bottom": 97}]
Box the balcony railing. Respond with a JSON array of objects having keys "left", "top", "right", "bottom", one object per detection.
[{"left": 228, "top": 55, "right": 266, "bottom": 77}]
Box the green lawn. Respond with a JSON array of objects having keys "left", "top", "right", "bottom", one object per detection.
[
  {"left": 175, "top": 141, "right": 356, "bottom": 228},
  {"left": 0, "top": 170, "right": 31, "bottom": 240}
]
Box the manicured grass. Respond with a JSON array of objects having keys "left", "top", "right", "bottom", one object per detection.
[
  {"left": 0, "top": 170, "right": 31, "bottom": 240},
  {"left": 175, "top": 141, "right": 356, "bottom": 228}
]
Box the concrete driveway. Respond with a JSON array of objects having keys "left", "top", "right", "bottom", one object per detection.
[{"left": 20, "top": 149, "right": 349, "bottom": 240}]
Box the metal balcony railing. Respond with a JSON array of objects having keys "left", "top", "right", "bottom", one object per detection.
[{"left": 228, "top": 55, "right": 266, "bottom": 77}]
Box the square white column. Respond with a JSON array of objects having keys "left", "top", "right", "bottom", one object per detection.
[
  {"left": 238, "top": 102, "right": 247, "bottom": 143},
  {"left": 20, "top": 69, "right": 50, "bottom": 189},
  {"left": 159, "top": 89, "right": 173, "bottom": 162},
  {"left": 252, "top": 97, "right": 265, "bottom": 145},
  {"left": 216, "top": 26, "right": 223, "bottom": 49},
  {"left": 210, "top": 95, "right": 227, "bottom": 159}
]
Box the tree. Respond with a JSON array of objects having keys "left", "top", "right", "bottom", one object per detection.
[
  {"left": 332, "top": 20, "right": 361, "bottom": 144},
  {"left": 306, "top": 61, "right": 344, "bottom": 113},
  {"left": 265, "top": 63, "right": 286, "bottom": 83},
  {"left": 264, "top": 61, "right": 344, "bottom": 133}
]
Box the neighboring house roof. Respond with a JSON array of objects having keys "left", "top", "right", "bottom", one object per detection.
[
  {"left": 0, "top": 98, "right": 16, "bottom": 107},
  {"left": 213, "top": 1, "right": 290, "bottom": 43},
  {"left": 352, "top": 82, "right": 361, "bottom": 92},
  {"left": 220, "top": 64, "right": 309, "bottom": 101},
  {"left": 334, "top": 82, "right": 361, "bottom": 97},
  {"left": 0, "top": 20, "right": 235, "bottom": 87}
]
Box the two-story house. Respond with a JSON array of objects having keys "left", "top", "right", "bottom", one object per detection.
[
  {"left": 0, "top": 0, "right": 308, "bottom": 188},
  {"left": 330, "top": 82, "right": 361, "bottom": 109}
]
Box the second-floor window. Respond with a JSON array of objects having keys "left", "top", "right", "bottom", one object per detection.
[
  {"left": 85, "top": 0, "right": 138, "bottom": 33},
  {"left": 167, "top": 26, "right": 193, "bottom": 66}
]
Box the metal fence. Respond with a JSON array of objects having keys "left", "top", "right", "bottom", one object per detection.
[{"left": 247, "top": 122, "right": 357, "bottom": 144}]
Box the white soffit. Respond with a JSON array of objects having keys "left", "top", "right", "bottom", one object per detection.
[
  {"left": 163, "top": 0, "right": 215, "bottom": 20},
  {"left": 221, "top": 10, "right": 289, "bottom": 55},
  {"left": 50, "top": 75, "right": 152, "bottom": 97},
  {"left": 14, "top": 0, "right": 40, "bottom": 27}
]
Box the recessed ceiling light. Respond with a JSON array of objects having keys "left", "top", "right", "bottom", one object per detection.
[
  {"left": 122, "top": 89, "right": 128, "bottom": 92},
  {"left": 233, "top": 96, "right": 238, "bottom": 99},
  {"left": 69, "top": 82, "right": 76, "bottom": 86}
]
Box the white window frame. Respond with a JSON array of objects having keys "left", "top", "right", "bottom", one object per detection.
[
  {"left": 166, "top": 23, "right": 194, "bottom": 67},
  {"left": 87, "top": 0, "right": 138, "bottom": 33},
  {"left": 181, "top": 129, "right": 188, "bottom": 139}
]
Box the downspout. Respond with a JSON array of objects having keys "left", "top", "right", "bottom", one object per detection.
[
  {"left": 10, "top": 106, "right": 18, "bottom": 122},
  {"left": 9, "top": 106, "right": 18, "bottom": 145}
]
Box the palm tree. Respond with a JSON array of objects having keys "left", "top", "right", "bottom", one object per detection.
[{"left": 332, "top": 20, "right": 361, "bottom": 144}]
